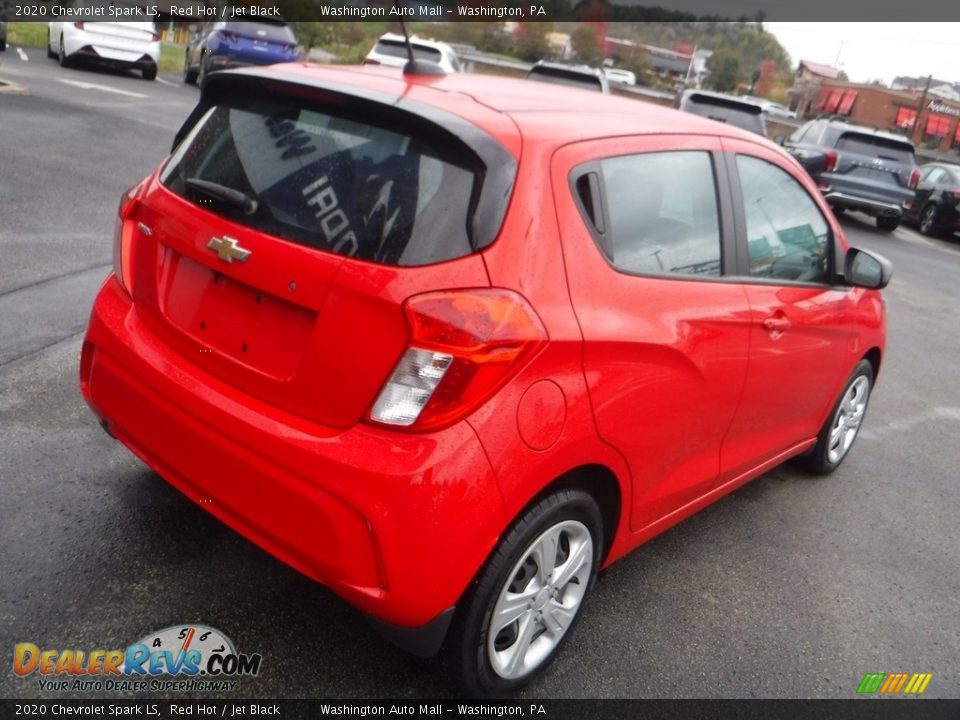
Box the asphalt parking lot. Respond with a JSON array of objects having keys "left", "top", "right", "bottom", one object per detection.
[{"left": 1, "top": 46, "right": 959, "bottom": 699}]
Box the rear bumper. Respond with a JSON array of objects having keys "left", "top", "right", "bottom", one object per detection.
[
  {"left": 80, "top": 276, "right": 507, "bottom": 636},
  {"left": 823, "top": 191, "right": 905, "bottom": 218},
  {"left": 64, "top": 31, "right": 159, "bottom": 64}
]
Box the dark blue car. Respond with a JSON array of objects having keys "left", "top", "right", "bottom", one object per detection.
[{"left": 184, "top": 19, "right": 300, "bottom": 86}]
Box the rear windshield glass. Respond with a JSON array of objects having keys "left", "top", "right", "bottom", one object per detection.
[
  {"left": 682, "top": 95, "right": 765, "bottom": 135},
  {"left": 160, "top": 99, "right": 479, "bottom": 266},
  {"left": 528, "top": 67, "right": 604, "bottom": 92},
  {"left": 223, "top": 21, "right": 295, "bottom": 43},
  {"left": 835, "top": 133, "right": 915, "bottom": 164},
  {"left": 375, "top": 39, "right": 442, "bottom": 64}
]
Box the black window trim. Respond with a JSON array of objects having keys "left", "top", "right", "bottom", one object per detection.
[
  {"left": 723, "top": 150, "right": 845, "bottom": 288},
  {"left": 568, "top": 145, "right": 740, "bottom": 284}
]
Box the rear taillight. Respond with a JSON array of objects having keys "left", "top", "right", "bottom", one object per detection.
[
  {"left": 950, "top": 189, "right": 960, "bottom": 199},
  {"left": 823, "top": 150, "right": 839, "bottom": 173},
  {"left": 73, "top": 21, "right": 85, "bottom": 30},
  {"left": 112, "top": 188, "right": 140, "bottom": 296},
  {"left": 368, "top": 290, "right": 547, "bottom": 431},
  {"left": 151, "top": 31, "right": 161, "bottom": 42},
  {"left": 909, "top": 168, "right": 921, "bottom": 189}
]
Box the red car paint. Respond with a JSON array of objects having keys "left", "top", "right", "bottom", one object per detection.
[{"left": 80, "top": 66, "right": 887, "bottom": 644}]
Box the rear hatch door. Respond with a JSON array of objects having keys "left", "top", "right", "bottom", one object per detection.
[{"left": 125, "top": 72, "right": 516, "bottom": 429}]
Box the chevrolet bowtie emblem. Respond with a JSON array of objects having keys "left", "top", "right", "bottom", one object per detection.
[{"left": 207, "top": 236, "right": 251, "bottom": 263}]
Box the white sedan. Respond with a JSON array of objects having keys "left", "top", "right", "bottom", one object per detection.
[{"left": 48, "top": 21, "right": 160, "bottom": 80}]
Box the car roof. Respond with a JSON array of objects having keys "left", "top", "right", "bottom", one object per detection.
[
  {"left": 821, "top": 119, "right": 915, "bottom": 146},
  {"left": 243, "top": 64, "right": 772, "bottom": 152}
]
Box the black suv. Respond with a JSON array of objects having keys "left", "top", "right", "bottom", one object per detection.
[{"left": 782, "top": 119, "right": 919, "bottom": 232}]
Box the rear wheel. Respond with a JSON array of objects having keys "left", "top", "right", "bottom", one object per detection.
[
  {"left": 142, "top": 63, "right": 157, "bottom": 81},
  {"left": 919, "top": 204, "right": 941, "bottom": 237},
  {"left": 444, "top": 489, "right": 602, "bottom": 696},
  {"left": 800, "top": 359, "right": 873, "bottom": 475},
  {"left": 876, "top": 216, "right": 899, "bottom": 232},
  {"left": 183, "top": 52, "right": 198, "bottom": 85}
]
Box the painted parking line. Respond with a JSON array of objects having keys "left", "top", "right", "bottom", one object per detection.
[
  {"left": 155, "top": 77, "right": 179, "bottom": 87},
  {"left": 17, "top": 47, "right": 29, "bottom": 62},
  {"left": 56, "top": 78, "right": 148, "bottom": 98}
]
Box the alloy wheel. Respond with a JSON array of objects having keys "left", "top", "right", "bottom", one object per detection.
[{"left": 827, "top": 376, "right": 870, "bottom": 464}]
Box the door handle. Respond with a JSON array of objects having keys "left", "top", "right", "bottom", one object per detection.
[{"left": 762, "top": 316, "right": 791, "bottom": 336}]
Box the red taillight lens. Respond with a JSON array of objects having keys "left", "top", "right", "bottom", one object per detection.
[
  {"left": 823, "top": 150, "right": 839, "bottom": 173},
  {"left": 368, "top": 290, "right": 548, "bottom": 431},
  {"left": 909, "top": 168, "right": 921, "bottom": 189},
  {"left": 949, "top": 189, "right": 960, "bottom": 199},
  {"left": 151, "top": 31, "right": 161, "bottom": 42},
  {"left": 73, "top": 22, "right": 85, "bottom": 30},
  {"left": 112, "top": 188, "right": 140, "bottom": 297}
]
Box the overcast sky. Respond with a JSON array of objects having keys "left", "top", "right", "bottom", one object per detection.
[{"left": 764, "top": 23, "right": 960, "bottom": 86}]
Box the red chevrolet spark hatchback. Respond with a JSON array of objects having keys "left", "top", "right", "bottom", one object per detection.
[{"left": 80, "top": 64, "right": 891, "bottom": 694}]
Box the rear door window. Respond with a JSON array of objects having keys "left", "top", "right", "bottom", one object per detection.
[
  {"left": 161, "top": 99, "right": 479, "bottom": 266},
  {"left": 593, "top": 151, "right": 722, "bottom": 277}
]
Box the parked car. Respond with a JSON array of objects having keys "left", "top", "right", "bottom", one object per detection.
[
  {"left": 80, "top": 65, "right": 890, "bottom": 696},
  {"left": 184, "top": 19, "right": 300, "bottom": 86},
  {"left": 740, "top": 94, "right": 797, "bottom": 120},
  {"left": 679, "top": 90, "right": 766, "bottom": 136},
  {"left": 47, "top": 21, "right": 160, "bottom": 80},
  {"left": 528, "top": 61, "right": 609, "bottom": 93},
  {"left": 781, "top": 119, "right": 919, "bottom": 231},
  {"left": 363, "top": 32, "right": 460, "bottom": 73},
  {"left": 603, "top": 67, "right": 636, "bottom": 86},
  {"left": 902, "top": 162, "right": 960, "bottom": 237}
]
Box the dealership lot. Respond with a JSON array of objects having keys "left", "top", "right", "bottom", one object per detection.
[{"left": 1, "top": 47, "right": 959, "bottom": 698}]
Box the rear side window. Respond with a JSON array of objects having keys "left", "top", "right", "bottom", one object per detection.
[
  {"left": 835, "top": 133, "right": 915, "bottom": 164},
  {"left": 161, "top": 100, "right": 479, "bottom": 266},
  {"left": 595, "top": 151, "right": 722, "bottom": 277}
]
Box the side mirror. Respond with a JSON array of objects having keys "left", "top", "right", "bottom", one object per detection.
[{"left": 845, "top": 247, "right": 892, "bottom": 289}]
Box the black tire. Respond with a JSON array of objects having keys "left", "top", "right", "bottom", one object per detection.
[
  {"left": 58, "top": 35, "right": 71, "bottom": 68},
  {"left": 443, "top": 488, "right": 603, "bottom": 696},
  {"left": 197, "top": 54, "right": 208, "bottom": 88},
  {"left": 799, "top": 359, "right": 874, "bottom": 476},
  {"left": 876, "top": 216, "right": 900, "bottom": 232},
  {"left": 142, "top": 63, "right": 157, "bottom": 81},
  {"left": 919, "top": 204, "right": 941, "bottom": 237},
  {"left": 47, "top": 35, "right": 56, "bottom": 59},
  {"left": 183, "top": 53, "right": 198, "bottom": 85},
  {"left": 0, "top": 38, "right": 6, "bottom": 52}
]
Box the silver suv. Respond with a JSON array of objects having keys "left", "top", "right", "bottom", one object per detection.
[{"left": 782, "top": 119, "right": 919, "bottom": 232}]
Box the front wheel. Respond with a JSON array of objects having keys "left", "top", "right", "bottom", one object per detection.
[
  {"left": 800, "top": 359, "right": 874, "bottom": 475},
  {"left": 876, "top": 216, "right": 900, "bottom": 232},
  {"left": 443, "top": 489, "right": 602, "bottom": 696}
]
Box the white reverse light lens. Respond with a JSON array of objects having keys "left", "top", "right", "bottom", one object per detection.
[{"left": 370, "top": 348, "right": 453, "bottom": 426}]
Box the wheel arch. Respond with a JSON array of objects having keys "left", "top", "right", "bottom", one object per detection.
[{"left": 863, "top": 346, "right": 882, "bottom": 382}]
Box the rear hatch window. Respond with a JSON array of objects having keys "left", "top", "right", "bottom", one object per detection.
[
  {"left": 681, "top": 93, "right": 765, "bottom": 135},
  {"left": 528, "top": 66, "right": 605, "bottom": 93},
  {"left": 223, "top": 20, "right": 296, "bottom": 44},
  {"left": 160, "top": 97, "right": 480, "bottom": 266},
  {"left": 835, "top": 133, "right": 916, "bottom": 165},
  {"left": 374, "top": 38, "right": 442, "bottom": 64}
]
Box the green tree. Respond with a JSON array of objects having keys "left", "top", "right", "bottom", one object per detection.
[
  {"left": 570, "top": 25, "right": 602, "bottom": 65},
  {"left": 707, "top": 47, "right": 741, "bottom": 92},
  {"left": 514, "top": 22, "right": 553, "bottom": 63}
]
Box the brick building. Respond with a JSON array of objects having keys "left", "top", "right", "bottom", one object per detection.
[{"left": 807, "top": 81, "right": 960, "bottom": 155}]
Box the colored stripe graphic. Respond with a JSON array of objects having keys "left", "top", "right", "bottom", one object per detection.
[{"left": 857, "top": 672, "right": 932, "bottom": 694}]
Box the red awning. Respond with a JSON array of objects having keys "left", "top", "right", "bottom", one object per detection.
[
  {"left": 824, "top": 89, "right": 844, "bottom": 113},
  {"left": 895, "top": 106, "right": 917, "bottom": 130},
  {"left": 926, "top": 114, "right": 951, "bottom": 137},
  {"left": 837, "top": 90, "right": 859, "bottom": 116}
]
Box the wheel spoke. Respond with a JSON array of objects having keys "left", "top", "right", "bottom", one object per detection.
[
  {"left": 501, "top": 614, "right": 537, "bottom": 677},
  {"left": 542, "top": 601, "right": 576, "bottom": 637},
  {"left": 530, "top": 528, "right": 560, "bottom": 586},
  {"left": 551, "top": 538, "right": 591, "bottom": 591},
  {"left": 492, "top": 592, "right": 536, "bottom": 633}
]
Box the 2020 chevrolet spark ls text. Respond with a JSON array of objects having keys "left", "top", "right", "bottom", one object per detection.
[{"left": 80, "top": 63, "right": 890, "bottom": 695}]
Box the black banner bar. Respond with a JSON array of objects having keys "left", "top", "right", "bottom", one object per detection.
[{"left": 3, "top": 700, "right": 960, "bottom": 720}]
